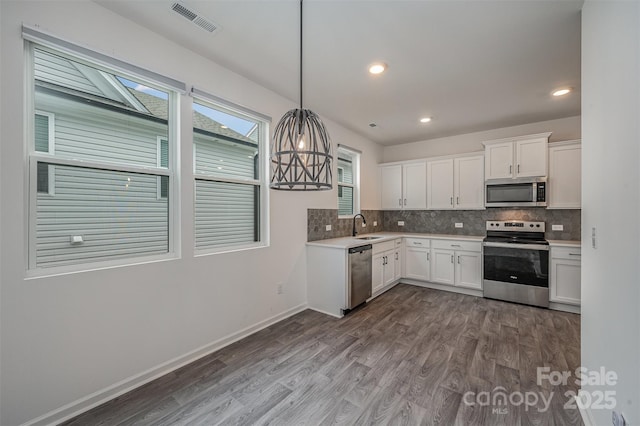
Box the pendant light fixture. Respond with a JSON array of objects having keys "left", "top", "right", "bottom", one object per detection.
[{"left": 270, "top": 0, "right": 333, "bottom": 191}]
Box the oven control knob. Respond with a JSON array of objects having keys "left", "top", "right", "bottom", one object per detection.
[
  {"left": 530, "top": 224, "right": 534, "bottom": 227},
  {"left": 536, "top": 224, "right": 540, "bottom": 228},
  {"left": 496, "top": 223, "right": 500, "bottom": 227}
]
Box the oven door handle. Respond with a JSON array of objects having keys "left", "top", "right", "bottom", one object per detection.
[{"left": 483, "top": 242, "right": 550, "bottom": 251}]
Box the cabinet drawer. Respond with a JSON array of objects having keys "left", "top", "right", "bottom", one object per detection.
[
  {"left": 405, "top": 238, "right": 430, "bottom": 248},
  {"left": 431, "top": 239, "right": 481, "bottom": 252},
  {"left": 395, "top": 239, "right": 403, "bottom": 247},
  {"left": 551, "top": 246, "right": 581, "bottom": 260},
  {"left": 373, "top": 240, "right": 395, "bottom": 254}
]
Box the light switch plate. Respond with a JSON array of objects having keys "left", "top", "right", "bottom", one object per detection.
[
  {"left": 361, "top": 223, "right": 366, "bottom": 227},
  {"left": 373, "top": 221, "right": 378, "bottom": 226},
  {"left": 398, "top": 221, "right": 405, "bottom": 226},
  {"left": 552, "top": 224, "right": 563, "bottom": 231},
  {"left": 325, "top": 225, "right": 331, "bottom": 231},
  {"left": 455, "top": 223, "right": 463, "bottom": 228}
]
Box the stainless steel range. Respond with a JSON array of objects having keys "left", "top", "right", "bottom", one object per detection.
[{"left": 483, "top": 220, "right": 549, "bottom": 308}]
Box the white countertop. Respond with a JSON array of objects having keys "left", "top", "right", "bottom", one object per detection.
[
  {"left": 548, "top": 240, "right": 581, "bottom": 247},
  {"left": 306, "top": 232, "right": 484, "bottom": 250}
]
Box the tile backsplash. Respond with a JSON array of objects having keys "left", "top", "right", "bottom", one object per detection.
[{"left": 308, "top": 208, "right": 581, "bottom": 241}]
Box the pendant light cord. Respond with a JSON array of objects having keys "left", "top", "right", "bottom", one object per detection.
[{"left": 299, "top": 0, "right": 303, "bottom": 110}]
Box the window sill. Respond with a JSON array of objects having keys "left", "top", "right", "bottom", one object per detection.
[{"left": 194, "top": 241, "right": 268, "bottom": 257}]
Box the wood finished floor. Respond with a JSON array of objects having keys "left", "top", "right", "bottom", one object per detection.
[{"left": 62, "top": 284, "right": 583, "bottom": 426}]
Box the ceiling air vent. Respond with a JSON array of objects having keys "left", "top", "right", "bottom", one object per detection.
[{"left": 171, "top": 2, "right": 220, "bottom": 33}]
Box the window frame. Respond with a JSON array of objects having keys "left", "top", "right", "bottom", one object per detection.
[
  {"left": 26, "top": 42, "right": 181, "bottom": 277},
  {"left": 34, "top": 110, "right": 56, "bottom": 196},
  {"left": 337, "top": 145, "right": 361, "bottom": 218},
  {"left": 191, "top": 94, "right": 270, "bottom": 256}
]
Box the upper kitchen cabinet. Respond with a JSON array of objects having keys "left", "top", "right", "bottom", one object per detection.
[
  {"left": 548, "top": 141, "right": 581, "bottom": 209},
  {"left": 426, "top": 154, "right": 484, "bottom": 210},
  {"left": 483, "top": 132, "right": 551, "bottom": 180},
  {"left": 380, "top": 161, "right": 427, "bottom": 210}
]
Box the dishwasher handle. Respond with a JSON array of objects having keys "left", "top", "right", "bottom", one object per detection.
[{"left": 348, "top": 244, "right": 373, "bottom": 254}]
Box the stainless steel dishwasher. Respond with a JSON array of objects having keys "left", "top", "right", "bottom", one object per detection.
[{"left": 345, "top": 244, "right": 372, "bottom": 313}]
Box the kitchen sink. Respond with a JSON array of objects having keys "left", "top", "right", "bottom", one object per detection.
[{"left": 356, "top": 236, "right": 384, "bottom": 240}]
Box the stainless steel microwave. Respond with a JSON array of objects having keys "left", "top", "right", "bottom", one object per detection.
[{"left": 485, "top": 179, "right": 547, "bottom": 207}]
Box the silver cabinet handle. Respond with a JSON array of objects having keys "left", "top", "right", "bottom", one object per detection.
[
  {"left": 427, "top": 252, "right": 430, "bottom": 261},
  {"left": 457, "top": 256, "right": 461, "bottom": 264},
  {"left": 395, "top": 252, "right": 399, "bottom": 260},
  {"left": 509, "top": 165, "right": 512, "bottom": 174},
  {"left": 404, "top": 198, "right": 407, "bottom": 206},
  {"left": 399, "top": 198, "right": 402, "bottom": 206},
  {"left": 456, "top": 196, "right": 459, "bottom": 205},
  {"left": 569, "top": 253, "right": 581, "bottom": 256},
  {"left": 414, "top": 241, "right": 422, "bottom": 245},
  {"left": 450, "top": 197, "right": 453, "bottom": 205},
  {"left": 450, "top": 255, "right": 454, "bottom": 263},
  {"left": 451, "top": 244, "right": 461, "bottom": 247},
  {"left": 518, "top": 164, "right": 520, "bottom": 173}
]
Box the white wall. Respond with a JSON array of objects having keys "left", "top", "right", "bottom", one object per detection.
[
  {"left": 581, "top": 1, "right": 640, "bottom": 425},
  {"left": 0, "top": 1, "right": 383, "bottom": 424},
  {"left": 382, "top": 115, "right": 580, "bottom": 162}
]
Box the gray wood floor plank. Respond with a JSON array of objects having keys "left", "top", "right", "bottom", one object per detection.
[{"left": 63, "top": 284, "right": 583, "bottom": 426}]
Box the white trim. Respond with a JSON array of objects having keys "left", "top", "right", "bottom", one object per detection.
[
  {"left": 20, "top": 303, "right": 308, "bottom": 426},
  {"left": 578, "top": 400, "right": 596, "bottom": 426},
  {"left": 337, "top": 146, "right": 360, "bottom": 217},
  {"left": 193, "top": 173, "right": 260, "bottom": 186},
  {"left": 306, "top": 307, "right": 343, "bottom": 319},
  {"left": 190, "top": 86, "right": 271, "bottom": 123},
  {"left": 482, "top": 131, "right": 552, "bottom": 146},
  {"left": 29, "top": 154, "right": 172, "bottom": 176}
]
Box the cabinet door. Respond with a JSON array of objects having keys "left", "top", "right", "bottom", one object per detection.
[
  {"left": 485, "top": 142, "right": 514, "bottom": 180},
  {"left": 427, "top": 159, "right": 454, "bottom": 210},
  {"left": 548, "top": 143, "right": 581, "bottom": 209},
  {"left": 455, "top": 251, "right": 482, "bottom": 290},
  {"left": 393, "top": 249, "right": 402, "bottom": 281},
  {"left": 515, "top": 138, "right": 547, "bottom": 178},
  {"left": 431, "top": 248, "right": 455, "bottom": 285},
  {"left": 383, "top": 251, "right": 396, "bottom": 286},
  {"left": 550, "top": 258, "right": 581, "bottom": 305},
  {"left": 372, "top": 252, "right": 386, "bottom": 294},
  {"left": 380, "top": 165, "right": 403, "bottom": 209},
  {"left": 405, "top": 246, "right": 430, "bottom": 281},
  {"left": 403, "top": 162, "right": 427, "bottom": 209},
  {"left": 455, "top": 155, "right": 484, "bottom": 209}
]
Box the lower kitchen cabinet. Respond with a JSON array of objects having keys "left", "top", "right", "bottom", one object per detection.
[
  {"left": 404, "top": 238, "right": 431, "bottom": 281},
  {"left": 372, "top": 239, "right": 402, "bottom": 295},
  {"left": 431, "top": 240, "right": 482, "bottom": 290},
  {"left": 550, "top": 246, "right": 581, "bottom": 305}
]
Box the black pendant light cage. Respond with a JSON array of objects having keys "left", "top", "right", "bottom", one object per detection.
[{"left": 270, "top": 0, "right": 333, "bottom": 191}]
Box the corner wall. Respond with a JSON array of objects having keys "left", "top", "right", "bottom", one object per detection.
[
  {"left": 581, "top": 1, "right": 640, "bottom": 424},
  {"left": 0, "top": 1, "right": 382, "bottom": 424}
]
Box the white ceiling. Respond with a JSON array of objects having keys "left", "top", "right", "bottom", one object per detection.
[{"left": 95, "top": 0, "right": 582, "bottom": 146}]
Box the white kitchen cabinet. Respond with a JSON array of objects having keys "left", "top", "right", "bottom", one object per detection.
[
  {"left": 484, "top": 133, "right": 551, "bottom": 180},
  {"left": 404, "top": 238, "right": 430, "bottom": 281},
  {"left": 372, "top": 239, "right": 401, "bottom": 294},
  {"left": 431, "top": 240, "right": 482, "bottom": 289},
  {"left": 548, "top": 141, "right": 581, "bottom": 209},
  {"left": 379, "top": 162, "right": 426, "bottom": 210},
  {"left": 550, "top": 246, "right": 581, "bottom": 305},
  {"left": 431, "top": 248, "right": 455, "bottom": 285},
  {"left": 426, "top": 155, "right": 484, "bottom": 210}
]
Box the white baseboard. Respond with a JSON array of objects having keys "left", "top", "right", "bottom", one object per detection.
[
  {"left": 401, "top": 279, "right": 484, "bottom": 298},
  {"left": 22, "top": 303, "right": 308, "bottom": 426},
  {"left": 306, "top": 307, "right": 343, "bottom": 318},
  {"left": 549, "top": 301, "right": 581, "bottom": 314}
]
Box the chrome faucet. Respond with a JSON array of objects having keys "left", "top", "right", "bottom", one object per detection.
[{"left": 352, "top": 213, "right": 367, "bottom": 237}]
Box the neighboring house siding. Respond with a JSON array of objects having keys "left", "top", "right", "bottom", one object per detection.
[
  {"left": 34, "top": 92, "right": 169, "bottom": 267},
  {"left": 338, "top": 157, "right": 353, "bottom": 215},
  {"left": 194, "top": 133, "right": 258, "bottom": 249}
]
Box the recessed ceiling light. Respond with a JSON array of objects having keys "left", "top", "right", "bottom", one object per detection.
[
  {"left": 552, "top": 88, "right": 571, "bottom": 97},
  {"left": 420, "top": 117, "right": 432, "bottom": 123},
  {"left": 368, "top": 63, "right": 387, "bottom": 75}
]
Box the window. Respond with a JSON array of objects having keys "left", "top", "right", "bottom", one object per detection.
[
  {"left": 337, "top": 146, "right": 360, "bottom": 216},
  {"left": 35, "top": 111, "right": 55, "bottom": 195},
  {"left": 28, "top": 44, "right": 178, "bottom": 271},
  {"left": 192, "top": 95, "right": 268, "bottom": 252}
]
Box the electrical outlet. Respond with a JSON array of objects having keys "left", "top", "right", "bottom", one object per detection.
[
  {"left": 552, "top": 224, "right": 563, "bottom": 231},
  {"left": 361, "top": 222, "right": 366, "bottom": 227},
  {"left": 398, "top": 221, "right": 405, "bottom": 226},
  {"left": 455, "top": 223, "right": 463, "bottom": 228},
  {"left": 325, "top": 224, "right": 331, "bottom": 231},
  {"left": 277, "top": 284, "right": 284, "bottom": 295},
  {"left": 373, "top": 221, "right": 377, "bottom": 226}
]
